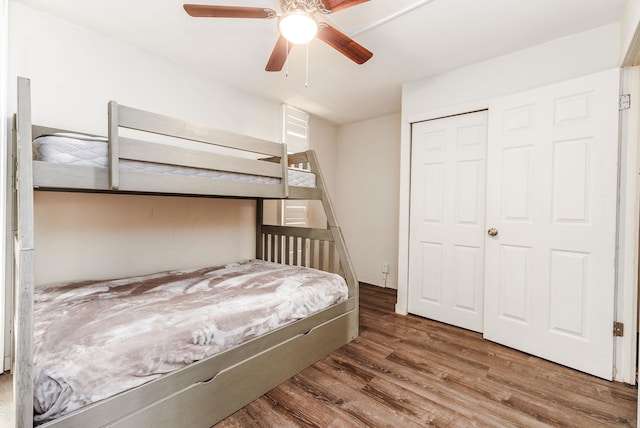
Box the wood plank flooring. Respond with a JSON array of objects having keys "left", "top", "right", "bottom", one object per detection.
[{"left": 216, "top": 283, "right": 637, "bottom": 427}]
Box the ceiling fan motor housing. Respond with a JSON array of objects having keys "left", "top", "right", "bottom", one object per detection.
[{"left": 280, "top": 0, "right": 330, "bottom": 14}]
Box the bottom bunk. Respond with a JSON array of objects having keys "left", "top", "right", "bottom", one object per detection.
[
  {"left": 34, "top": 260, "right": 351, "bottom": 426},
  {"left": 31, "top": 255, "right": 357, "bottom": 428}
]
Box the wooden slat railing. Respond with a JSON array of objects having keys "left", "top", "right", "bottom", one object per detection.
[{"left": 259, "top": 225, "right": 342, "bottom": 276}]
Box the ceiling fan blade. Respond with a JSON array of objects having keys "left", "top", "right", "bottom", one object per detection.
[
  {"left": 265, "top": 36, "right": 293, "bottom": 72},
  {"left": 321, "top": 0, "right": 369, "bottom": 13},
  {"left": 183, "top": 4, "right": 276, "bottom": 19},
  {"left": 317, "top": 24, "right": 373, "bottom": 65}
]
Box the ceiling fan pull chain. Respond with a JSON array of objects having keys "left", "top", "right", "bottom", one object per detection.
[
  {"left": 285, "top": 39, "right": 290, "bottom": 77},
  {"left": 305, "top": 42, "right": 310, "bottom": 88}
]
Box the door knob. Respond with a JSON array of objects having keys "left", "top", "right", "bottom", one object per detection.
[{"left": 487, "top": 228, "right": 499, "bottom": 237}]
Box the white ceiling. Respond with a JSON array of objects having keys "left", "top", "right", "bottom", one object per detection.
[{"left": 15, "top": 0, "right": 628, "bottom": 124}]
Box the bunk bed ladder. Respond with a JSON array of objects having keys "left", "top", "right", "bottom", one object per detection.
[
  {"left": 256, "top": 149, "right": 358, "bottom": 299},
  {"left": 306, "top": 149, "right": 357, "bottom": 297}
]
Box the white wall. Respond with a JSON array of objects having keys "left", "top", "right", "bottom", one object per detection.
[
  {"left": 309, "top": 116, "right": 338, "bottom": 197},
  {"left": 336, "top": 114, "right": 400, "bottom": 288},
  {"left": 622, "top": 0, "right": 640, "bottom": 64},
  {"left": 306, "top": 116, "right": 338, "bottom": 229},
  {"left": 6, "top": 2, "right": 331, "bottom": 285},
  {"left": 7, "top": 3, "right": 281, "bottom": 141},
  {"left": 402, "top": 24, "right": 620, "bottom": 118}
]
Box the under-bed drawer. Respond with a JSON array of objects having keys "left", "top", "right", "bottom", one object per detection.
[{"left": 109, "top": 309, "right": 357, "bottom": 428}]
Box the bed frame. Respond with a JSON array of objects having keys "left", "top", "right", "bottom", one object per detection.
[{"left": 9, "top": 77, "right": 358, "bottom": 428}]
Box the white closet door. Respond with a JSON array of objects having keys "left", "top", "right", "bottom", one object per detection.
[
  {"left": 408, "top": 111, "right": 487, "bottom": 332},
  {"left": 484, "top": 69, "right": 620, "bottom": 380}
]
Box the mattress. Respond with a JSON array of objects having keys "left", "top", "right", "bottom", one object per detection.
[
  {"left": 33, "top": 260, "right": 348, "bottom": 423},
  {"left": 33, "top": 133, "right": 317, "bottom": 188}
]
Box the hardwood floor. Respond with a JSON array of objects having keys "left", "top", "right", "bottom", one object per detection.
[{"left": 216, "top": 283, "right": 637, "bottom": 427}]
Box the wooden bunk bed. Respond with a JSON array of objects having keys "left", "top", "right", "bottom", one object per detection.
[{"left": 9, "top": 77, "right": 358, "bottom": 428}]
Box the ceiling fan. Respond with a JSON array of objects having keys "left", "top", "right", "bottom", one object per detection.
[{"left": 183, "top": 0, "right": 373, "bottom": 72}]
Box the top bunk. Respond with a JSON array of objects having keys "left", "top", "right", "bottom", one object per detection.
[{"left": 15, "top": 77, "right": 323, "bottom": 200}]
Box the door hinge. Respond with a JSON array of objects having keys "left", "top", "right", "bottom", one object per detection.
[
  {"left": 619, "top": 94, "right": 631, "bottom": 110},
  {"left": 613, "top": 321, "right": 624, "bottom": 337}
]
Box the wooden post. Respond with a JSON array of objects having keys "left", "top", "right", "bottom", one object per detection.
[
  {"left": 281, "top": 144, "right": 289, "bottom": 198},
  {"left": 15, "top": 76, "right": 35, "bottom": 428},
  {"left": 255, "top": 199, "right": 263, "bottom": 260},
  {"left": 108, "top": 101, "right": 120, "bottom": 190}
]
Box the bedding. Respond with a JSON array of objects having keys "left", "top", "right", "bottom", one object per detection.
[
  {"left": 33, "top": 133, "right": 317, "bottom": 188},
  {"left": 33, "top": 259, "right": 348, "bottom": 423}
]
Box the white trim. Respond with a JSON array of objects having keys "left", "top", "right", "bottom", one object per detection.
[
  {"left": 352, "top": 0, "right": 436, "bottom": 37},
  {"left": 396, "top": 117, "right": 411, "bottom": 315},
  {"left": 281, "top": 104, "right": 309, "bottom": 154},
  {"left": 616, "top": 66, "right": 640, "bottom": 383},
  {"left": 279, "top": 104, "right": 310, "bottom": 226},
  {"left": 397, "top": 102, "right": 489, "bottom": 316},
  {"left": 0, "top": 0, "right": 8, "bottom": 372},
  {"left": 407, "top": 100, "right": 490, "bottom": 124}
]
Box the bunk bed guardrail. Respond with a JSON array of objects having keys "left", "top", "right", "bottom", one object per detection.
[{"left": 107, "top": 101, "right": 290, "bottom": 197}]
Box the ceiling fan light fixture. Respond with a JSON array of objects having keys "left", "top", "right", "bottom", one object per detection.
[{"left": 278, "top": 9, "right": 318, "bottom": 44}]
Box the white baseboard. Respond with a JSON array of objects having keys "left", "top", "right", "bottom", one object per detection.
[{"left": 357, "top": 273, "right": 397, "bottom": 289}]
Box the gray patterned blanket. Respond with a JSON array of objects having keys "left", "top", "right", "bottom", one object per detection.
[{"left": 33, "top": 260, "right": 348, "bottom": 423}]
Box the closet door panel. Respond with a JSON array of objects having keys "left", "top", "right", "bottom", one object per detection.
[
  {"left": 484, "top": 69, "right": 619, "bottom": 380},
  {"left": 408, "top": 111, "right": 488, "bottom": 332}
]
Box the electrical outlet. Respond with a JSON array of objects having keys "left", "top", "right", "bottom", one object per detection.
[{"left": 382, "top": 263, "right": 389, "bottom": 274}]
